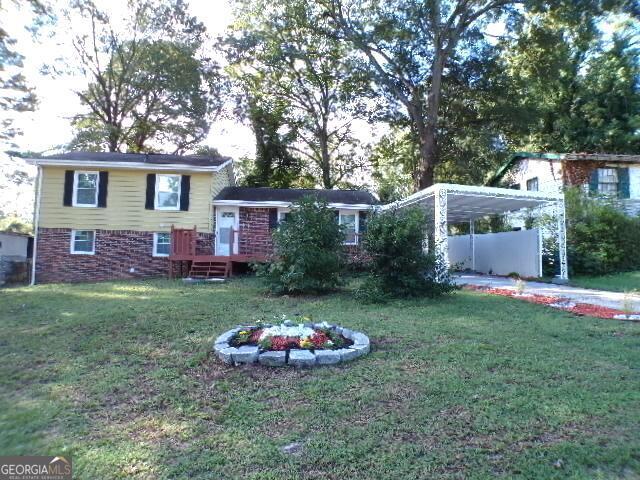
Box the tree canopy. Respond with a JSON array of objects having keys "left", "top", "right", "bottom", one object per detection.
[
  {"left": 226, "top": 0, "right": 370, "bottom": 188},
  {"left": 68, "top": 0, "right": 225, "bottom": 153}
]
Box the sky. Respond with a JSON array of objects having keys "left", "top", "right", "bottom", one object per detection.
[{"left": 2, "top": 0, "right": 256, "bottom": 158}]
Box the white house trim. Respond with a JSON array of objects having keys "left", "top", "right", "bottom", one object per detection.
[
  {"left": 154, "top": 174, "right": 181, "bottom": 211},
  {"left": 152, "top": 232, "right": 171, "bottom": 257},
  {"left": 24, "top": 158, "right": 232, "bottom": 173},
  {"left": 72, "top": 170, "right": 100, "bottom": 207},
  {"left": 70, "top": 229, "right": 96, "bottom": 255},
  {"left": 30, "top": 165, "right": 43, "bottom": 286},
  {"left": 212, "top": 199, "right": 372, "bottom": 209},
  {"left": 338, "top": 210, "right": 359, "bottom": 245}
]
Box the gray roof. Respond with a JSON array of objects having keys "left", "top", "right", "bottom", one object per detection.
[
  {"left": 214, "top": 187, "right": 379, "bottom": 205},
  {"left": 41, "top": 151, "right": 230, "bottom": 167},
  {"left": 562, "top": 153, "right": 640, "bottom": 162}
]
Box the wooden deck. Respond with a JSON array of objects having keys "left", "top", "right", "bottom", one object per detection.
[
  {"left": 169, "top": 254, "right": 268, "bottom": 263},
  {"left": 168, "top": 226, "right": 268, "bottom": 279}
]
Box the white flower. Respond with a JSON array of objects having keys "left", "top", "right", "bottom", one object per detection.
[{"left": 259, "top": 323, "right": 315, "bottom": 341}]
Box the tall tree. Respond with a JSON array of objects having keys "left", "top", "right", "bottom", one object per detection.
[
  {"left": 68, "top": 0, "right": 224, "bottom": 153},
  {"left": 498, "top": 14, "right": 640, "bottom": 154},
  {"left": 318, "top": 0, "right": 633, "bottom": 190},
  {"left": 319, "top": 0, "right": 522, "bottom": 189},
  {"left": 242, "top": 93, "right": 303, "bottom": 188},
  {"left": 227, "top": 0, "right": 368, "bottom": 188}
]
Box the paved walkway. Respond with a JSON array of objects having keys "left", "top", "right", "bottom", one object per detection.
[{"left": 454, "top": 274, "right": 640, "bottom": 312}]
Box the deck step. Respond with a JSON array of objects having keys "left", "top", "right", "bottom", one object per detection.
[{"left": 188, "top": 260, "right": 231, "bottom": 279}]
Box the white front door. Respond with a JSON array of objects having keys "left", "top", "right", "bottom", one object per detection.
[{"left": 216, "top": 208, "right": 238, "bottom": 256}]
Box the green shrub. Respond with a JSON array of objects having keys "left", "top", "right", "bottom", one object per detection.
[
  {"left": 357, "top": 207, "right": 456, "bottom": 302},
  {"left": 256, "top": 197, "right": 345, "bottom": 294},
  {"left": 565, "top": 188, "right": 640, "bottom": 275}
]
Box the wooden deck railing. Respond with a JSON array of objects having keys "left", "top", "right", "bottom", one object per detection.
[{"left": 170, "top": 225, "right": 197, "bottom": 257}]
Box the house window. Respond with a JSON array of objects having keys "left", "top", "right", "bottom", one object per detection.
[
  {"left": 73, "top": 171, "right": 99, "bottom": 207},
  {"left": 339, "top": 211, "right": 358, "bottom": 245},
  {"left": 597, "top": 168, "right": 618, "bottom": 195},
  {"left": 278, "top": 208, "right": 291, "bottom": 223},
  {"left": 155, "top": 174, "right": 181, "bottom": 210},
  {"left": 526, "top": 177, "right": 539, "bottom": 191},
  {"left": 153, "top": 233, "right": 171, "bottom": 256},
  {"left": 70, "top": 230, "right": 95, "bottom": 254}
]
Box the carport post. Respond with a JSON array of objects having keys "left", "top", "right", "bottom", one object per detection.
[
  {"left": 556, "top": 195, "right": 569, "bottom": 281},
  {"left": 469, "top": 219, "right": 475, "bottom": 272},
  {"left": 434, "top": 185, "right": 449, "bottom": 282}
]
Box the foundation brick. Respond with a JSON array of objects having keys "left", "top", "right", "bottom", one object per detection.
[{"left": 35, "top": 228, "right": 213, "bottom": 284}]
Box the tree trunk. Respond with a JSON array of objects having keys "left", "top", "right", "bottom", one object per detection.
[
  {"left": 108, "top": 125, "right": 119, "bottom": 152},
  {"left": 409, "top": 94, "right": 437, "bottom": 190},
  {"left": 319, "top": 123, "right": 332, "bottom": 189},
  {"left": 417, "top": 126, "right": 436, "bottom": 189},
  {"left": 413, "top": 50, "right": 446, "bottom": 191}
]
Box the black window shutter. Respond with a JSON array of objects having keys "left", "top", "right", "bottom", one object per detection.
[
  {"left": 619, "top": 168, "right": 630, "bottom": 199},
  {"left": 268, "top": 208, "right": 278, "bottom": 230},
  {"left": 180, "top": 175, "right": 190, "bottom": 211},
  {"left": 359, "top": 211, "right": 368, "bottom": 233},
  {"left": 97, "top": 171, "right": 109, "bottom": 208},
  {"left": 63, "top": 170, "right": 74, "bottom": 206},
  {"left": 145, "top": 174, "right": 156, "bottom": 210},
  {"left": 588, "top": 169, "right": 599, "bottom": 194}
]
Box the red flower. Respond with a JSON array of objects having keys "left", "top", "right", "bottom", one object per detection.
[
  {"left": 270, "top": 336, "right": 300, "bottom": 350},
  {"left": 249, "top": 329, "right": 263, "bottom": 343},
  {"left": 310, "top": 331, "right": 330, "bottom": 347}
]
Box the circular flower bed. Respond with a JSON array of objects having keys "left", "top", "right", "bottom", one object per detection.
[{"left": 213, "top": 319, "right": 370, "bottom": 367}]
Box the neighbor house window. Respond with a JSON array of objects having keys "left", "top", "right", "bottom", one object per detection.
[
  {"left": 526, "top": 177, "right": 539, "bottom": 191},
  {"left": 73, "top": 171, "right": 99, "bottom": 207},
  {"left": 70, "top": 230, "right": 95, "bottom": 254},
  {"left": 597, "top": 168, "right": 618, "bottom": 195},
  {"left": 339, "top": 211, "right": 358, "bottom": 245},
  {"left": 155, "top": 174, "right": 181, "bottom": 210},
  {"left": 153, "top": 233, "right": 171, "bottom": 256}
]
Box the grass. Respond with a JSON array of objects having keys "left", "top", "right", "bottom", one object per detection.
[
  {"left": 1, "top": 277, "right": 639, "bottom": 479},
  {"left": 571, "top": 271, "right": 640, "bottom": 292}
]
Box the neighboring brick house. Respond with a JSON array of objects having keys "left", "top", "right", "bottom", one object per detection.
[
  {"left": 490, "top": 152, "right": 640, "bottom": 216},
  {"left": 27, "top": 152, "right": 378, "bottom": 284}
]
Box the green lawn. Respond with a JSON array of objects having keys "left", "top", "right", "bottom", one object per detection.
[
  {"left": 1, "top": 278, "right": 639, "bottom": 479},
  {"left": 571, "top": 271, "right": 640, "bottom": 292}
]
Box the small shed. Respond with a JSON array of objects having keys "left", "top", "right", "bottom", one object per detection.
[{"left": 0, "top": 231, "right": 33, "bottom": 285}]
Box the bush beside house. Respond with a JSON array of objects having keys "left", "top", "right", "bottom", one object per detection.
[
  {"left": 357, "top": 207, "right": 456, "bottom": 302},
  {"left": 257, "top": 197, "right": 345, "bottom": 294},
  {"left": 565, "top": 188, "right": 640, "bottom": 275}
]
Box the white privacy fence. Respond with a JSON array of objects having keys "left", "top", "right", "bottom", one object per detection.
[{"left": 448, "top": 228, "right": 542, "bottom": 278}]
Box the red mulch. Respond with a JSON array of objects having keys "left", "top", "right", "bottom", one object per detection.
[{"left": 464, "top": 285, "right": 633, "bottom": 320}]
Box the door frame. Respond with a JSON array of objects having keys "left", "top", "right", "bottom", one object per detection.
[{"left": 215, "top": 206, "right": 239, "bottom": 256}]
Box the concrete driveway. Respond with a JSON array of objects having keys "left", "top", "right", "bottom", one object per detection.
[{"left": 454, "top": 274, "right": 640, "bottom": 313}]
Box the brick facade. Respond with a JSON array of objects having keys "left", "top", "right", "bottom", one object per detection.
[
  {"left": 35, "top": 228, "right": 213, "bottom": 284},
  {"left": 235, "top": 207, "right": 363, "bottom": 259},
  {"left": 238, "top": 207, "right": 275, "bottom": 257}
]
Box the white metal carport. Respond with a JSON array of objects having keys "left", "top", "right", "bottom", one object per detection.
[{"left": 382, "top": 183, "right": 568, "bottom": 282}]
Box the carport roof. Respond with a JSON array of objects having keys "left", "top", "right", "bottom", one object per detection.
[{"left": 382, "top": 183, "right": 562, "bottom": 223}]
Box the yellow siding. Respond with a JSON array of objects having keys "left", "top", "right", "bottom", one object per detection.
[
  {"left": 211, "top": 163, "right": 233, "bottom": 200},
  {"left": 38, "top": 167, "right": 231, "bottom": 232}
]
